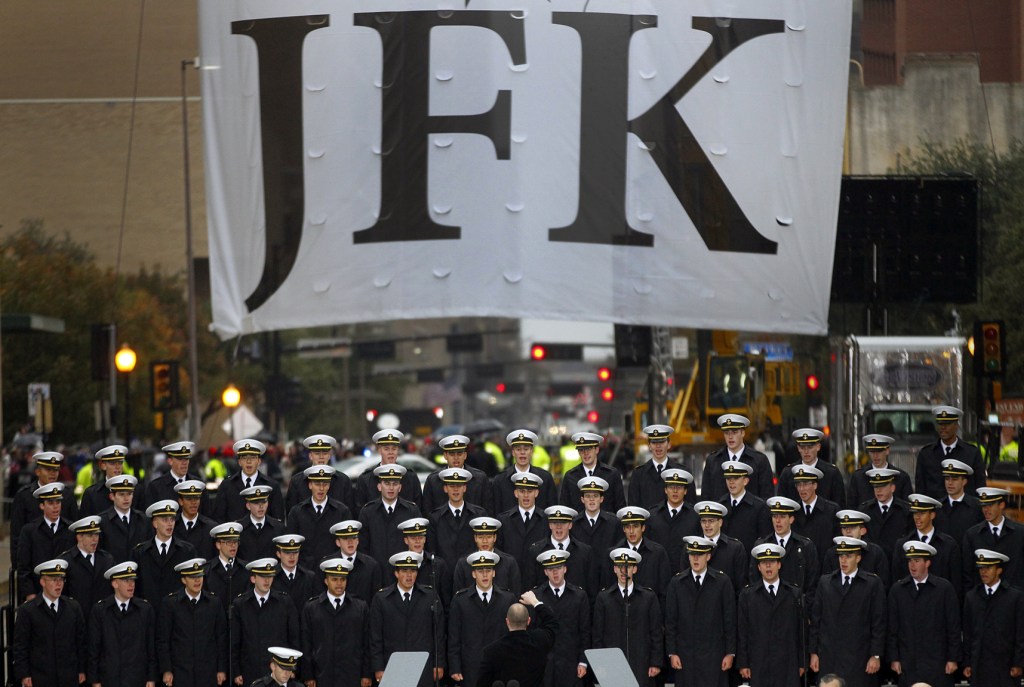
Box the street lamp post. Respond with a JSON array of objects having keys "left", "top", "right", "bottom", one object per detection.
[
  {"left": 114, "top": 344, "right": 137, "bottom": 444},
  {"left": 222, "top": 384, "right": 241, "bottom": 442}
]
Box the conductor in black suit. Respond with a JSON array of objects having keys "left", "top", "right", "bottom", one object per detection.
[{"left": 477, "top": 589, "right": 559, "bottom": 687}]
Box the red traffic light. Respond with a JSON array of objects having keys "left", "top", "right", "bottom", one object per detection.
[
  {"left": 597, "top": 367, "right": 612, "bottom": 382},
  {"left": 495, "top": 382, "right": 507, "bottom": 393},
  {"left": 805, "top": 374, "right": 820, "bottom": 391},
  {"left": 586, "top": 410, "right": 600, "bottom": 423},
  {"left": 600, "top": 388, "right": 614, "bottom": 402},
  {"left": 530, "top": 344, "right": 547, "bottom": 361}
]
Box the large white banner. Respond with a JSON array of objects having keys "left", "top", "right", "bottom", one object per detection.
[{"left": 200, "top": 0, "right": 851, "bottom": 338}]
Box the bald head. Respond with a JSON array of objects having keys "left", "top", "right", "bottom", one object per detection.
[{"left": 506, "top": 602, "right": 530, "bottom": 630}]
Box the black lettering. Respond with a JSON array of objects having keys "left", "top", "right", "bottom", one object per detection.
[
  {"left": 232, "top": 15, "right": 330, "bottom": 313},
  {"left": 352, "top": 11, "right": 527, "bottom": 244}
]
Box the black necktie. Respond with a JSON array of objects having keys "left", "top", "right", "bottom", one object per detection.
[
  {"left": 335, "top": 597, "right": 342, "bottom": 609},
  {"left": 843, "top": 575, "right": 851, "bottom": 592},
  {"left": 778, "top": 537, "right": 786, "bottom": 548},
  {"left": 988, "top": 586, "right": 995, "bottom": 596},
  {"left": 589, "top": 518, "right": 596, "bottom": 527},
  {"left": 945, "top": 445, "right": 952, "bottom": 456},
  {"left": 50, "top": 522, "right": 57, "bottom": 534},
  {"left": 122, "top": 515, "right": 129, "bottom": 527},
  {"left": 387, "top": 506, "right": 394, "bottom": 516},
  {"left": 160, "top": 542, "right": 168, "bottom": 557},
  {"left": 524, "top": 512, "right": 531, "bottom": 525},
  {"left": 186, "top": 520, "right": 194, "bottom": 531},
  {"left": 482, "top": 592, "right": 488, "bottom": 604},
  {"left": 315, "top": 504, "right": 323, "bottom": 516},
  {"left": 882, "top": 504, "right": 889, "bottom": 515},
  {"left": 120, "top": 603, "right": 128, "bottom": 614},
  {"left": 558, "top": 542, "right": 565, "bottom": 550},
  {"left": 554, "top": 587, "right": 561, "bottom": 597},
  {"left": 177, "top": 477, "right": 184, "bottom": 485},
  {"left": 805, "top": 505, "right": 811, "bottom": 516},
  {"left": 288, "top": 572, "right": 294, "bottom": 582},
  {"left": 191, "top": 598, "right": 198, "bottom": 606},
  {"left": 920, "top": 534, "right": 928, "bottom": 544},
  {"left": 732, "top": 499, "right": 739, "bottom": 509},
  {"left": 670, "top": 508, "right": 677, "bottom": 519},
  {"left": 404, "top": 592, "right": 411, "bottom": 603},
  {"left": 50, "top": 602, "right": 57, "bottom": 613},
  {"left": 622, "top": 588, "right": 629, "bottom": 600},
  {"left": 993, "top": 526, "right": 1000, "bottom": 539},
  {"left": 454, "top": 508, "right": 461, "bottom": 520},
  {"left": 694, "top": 575, "right": 702, "bottom": 589},
  {"left": 226, "top": 560, "right": 233, "bottom": 572},
  {"left": 256, "top": 522, "right": 263, "bottom": 531},
  {"left": 656, "top": 464, "right": 664, "bottom": 474},
  {"left": 768, "top": 584, "right": 775, "bottom": 597},
  {"left": 259, "top": 596, "right": 265, "bottom": 607},
  {"left": 245, "top": 478, "right": 252, "bottom": 489},
  {"left": 85, "top": 553, "right": 93, "bottom": 568}
]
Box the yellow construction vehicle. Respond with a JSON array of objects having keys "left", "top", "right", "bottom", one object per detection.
[{"left": 632, "top": 331, "right": 801, "bottom": 452}]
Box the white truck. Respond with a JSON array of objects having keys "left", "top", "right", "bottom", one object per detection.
[{"left": 830, "top": 335, "right": 967, "bottom": 476}]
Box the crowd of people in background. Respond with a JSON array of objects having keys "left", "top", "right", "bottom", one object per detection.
[{"left": 5, "top": 403, "right": 1022, "bottom": 687}]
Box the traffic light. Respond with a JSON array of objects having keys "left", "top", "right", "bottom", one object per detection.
[
  {"left": 975, "top": 320, "right": 1006, "bottom": 377},
  {"left": 150, "top": 361, "right": 181, "bottom": 411},
  {"left": 529, "top": 343, "right": 583, "bottom": 361},
  {"left": 597, "top": 367, "right": 613, "bottom": 382},
  {"left": 805, "top": 373, "right": 822, "bottom": 406},
  {"left": 495, "top": 382, "right": 507, "bottom": 394},
  {"left": 586, "top": 410, "right": 600, "bottom": 423},
  {"left": 805, "top": 374, "right": 820, "bottom": 392},
  {"left": 600, "top": 388, "right": 615, "bottom": 402}
]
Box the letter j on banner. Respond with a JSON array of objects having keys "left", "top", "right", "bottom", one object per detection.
[{"left": 201, "top": 0, "right": 851, "bottom": 337}]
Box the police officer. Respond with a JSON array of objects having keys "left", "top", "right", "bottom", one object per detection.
[
  {"left": 822, "top": 511, "right": 891, "bottom": 589},
  {"left": 497, "top": 472, "right": 549, "bottom": 576},
  {"left": 750, "top": 496, "right": 819, "bottom": 605},
  {"left": 427, "top": 467, "right": 485, "bottom": 564},
  {"left": 628, "top": 425, "right": 691, "bottom": 509},
  {"left": 354, "top": 430, "right": 422, "bottom": 509},
  {"left": 157, "top": 558, "right": 228, "bottom": 687},
  {"left": 886, "top": 541, "right": 961, "bottom": 687},
  {"left": 890, "top": 494, "right": 962, "bottom": 598},
  {"left": 700, "top": 414, "right": 773, "bottom": 503},
  {"left": 571, "top": 477, "right": 619, "bottom": 556},
  {"left": 238, "top": 486, "right": 287, "bottom": 562},
  {"left": 229, "top": 559, "right": 300, "bottom": 687},
  {"left": 592, "top": 548, "right": 663, "bottom": 687},
  {"left": 916, "top": 406, "right": 987, "bottom": 501},
  {"left": 718, "top": 460, "right": 771, "bottom": 551},
  {"left": 737, "top": 543, "right": 804, "bottom": 687},
  {"left": 174, "top": 480, "right": 218, "bottom": 560},
  {"left": 80, "top": 445, "right": 136, "bottom": 518},
  {"left": 962, "top": 486, "right": 1024, "bottom": 588},
  {"left": 285, "top": 435, "right": 356, "bottom": 513},
  {"left": 492, "top": 429, "right": 557, "bottom": 513},
  {"left": 778, "top": 428, "right": 846, "bottom": 508},
  {"left": 369, "top": 552, "right": 446, "bottom": 687},
  {"left": 326, "top": 520, "right": 382, "bottom": 604},
  {"left": 285, "top": 465, "right": 351, "bottom": 569},
  {"left": 11, "top": 452, "right": 77, "bottom": 566},
  {"left": 606, "top": 507, "right": 672, "bottom": 600},
  {"left": 962, "top": 549, "right": 1024, "bottom": 687},
  {"left": 98, "top": 475, "right": 150, "bottom": 563},
  {"left": 132, "top": 500, "right": 197, "bottom": 612},
  {"left": 17, "top": 483, "right": 74, "bottom": 601},
  {"left": 88, "top": 562, "right": 158, "bottom": 687},
  {"left": 212, "top": 440, "right": 285, "bottom": 523},
  {"left": 933, "top": 458, "right": 984, "bottom": 544},
  {"left": 300, "top": 558, "right": 372, "bottom": 687},
  {"left": 422, "top": 434, "right": 493, "bottom": 514},
  {"left": 690, "top": 502, "right": 747, "bottom": 591},
  {"left": 12, "top": 559, "right": 86, "bottom": 687},
  {"left": 525, "top": 506, "right": 596, "bottom": 595},
  {"left": 859, "top": 467, "right": 912, "bottom": 565},
  {"left": 809, "top": 537, "right": 886, "bottom": 687},
  {"left": 559, "top": 432, "right": 626, "bottom": 513},
  {"left": 358, "top": 464, "right": 422, "bottom": 569},
  {"left": 532, "top": 549, "right": 591, "bottom": 687},
  {"left": 252, "top": 648, "right": 303, "bottom": 687},
  {"left": 847, "top": 435, "right": 912, "bottom": 507},
  {"left": 398, "top": 517, "right": 452, "bottom": 609},
  {"left": 452, "top": 517, "right": 522, "bottom": 595},
  {"left": 205, "top": 523, "right": 253, "bottom": 612},
  {"left": 448, "top": 551, "right": 516, "bottom": 687},
  {"left": 59, "top": 515, "right": 115, "bottom": 618},
  {"left": 272, "top": 535, "right": 316, "bottom": 615},
  {"left": 145, "top": 441, "right": 206, "bottom": 508}
]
